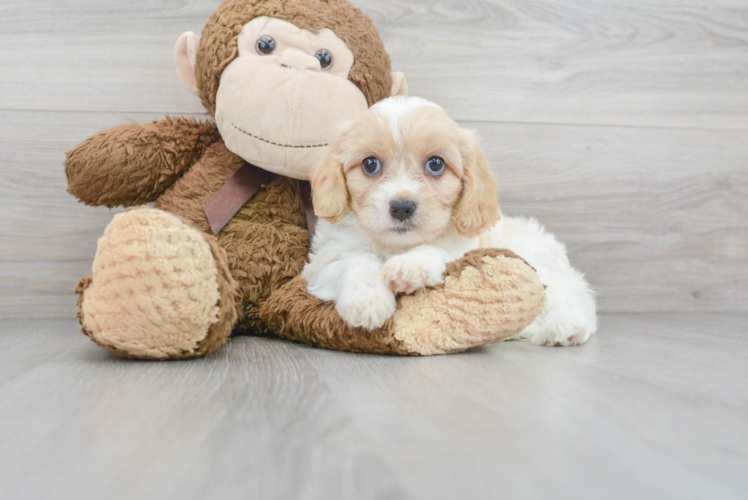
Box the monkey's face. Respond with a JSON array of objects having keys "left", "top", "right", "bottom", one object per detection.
[
  {"left": 196, "top": 17, "right": 371, "bottom": 180},
  {"left": 215, "top": 17, "right": 369, "bottom": 180}
]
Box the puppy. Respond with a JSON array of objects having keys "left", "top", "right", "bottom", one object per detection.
[{"left": 302, "top": 96, "right": 597, "bottom": 346}]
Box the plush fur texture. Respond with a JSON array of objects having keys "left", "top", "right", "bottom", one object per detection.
[
  {"left": 391, "top": 249, "right": 545, "bottom": 354},
  {"left": 76, "top": 208, "right": 239, "bottom": 359},
  {"left": 66, "top": 117, "right": 221, "bottom": 208},
  {"left": 261, "top": 248, "right": 544, "bottom": 355},
  {"left": 65, "top": 0, "right": 546, "bottom": 359}
]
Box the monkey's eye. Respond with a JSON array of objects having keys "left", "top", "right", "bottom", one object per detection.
[
  {"left": 315, "top": 49, "right": 334, "bottom": 70},
  {"left": 256, "top": 36, "right": 276, "bottom": 55},
  {"left": 425, "top": 157, "right": 446, "bottom": 176},
  {"left": 362, "top": 157, "right": 382, "bottom": 176}
]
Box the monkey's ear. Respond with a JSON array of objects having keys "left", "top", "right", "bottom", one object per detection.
[
  {"left": 175, "top": 31, "right": 201, "bottom": 95},
  {"left": 391, "top": 72, "right": 408, "bottom": 97}
]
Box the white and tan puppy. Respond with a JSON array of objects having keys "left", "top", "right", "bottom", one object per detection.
[{"left": 303, "top": 96, "right": 597, "bottom": 346}]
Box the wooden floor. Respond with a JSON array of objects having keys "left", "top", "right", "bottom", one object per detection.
[{"left": 1, "top": 314, "right": 746, "bottom": 500}]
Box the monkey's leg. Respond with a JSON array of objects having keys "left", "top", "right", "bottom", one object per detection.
[
  {"left": 259, "top": 249, "right": 544, "bottom": 355},
  {"left": 76, "top": 207, "right": 238, "bottom": 360}
]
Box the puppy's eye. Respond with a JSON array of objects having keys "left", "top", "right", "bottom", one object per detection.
[
  {"left": 425, "top": 157, "right": 446, "bottom": 176},
  {"left": 315, "top": 49, "right": 334, "bottom": 70},
  {"left": 256, "top": 36, "right": 276, "bottom": 55},
  {"left": 362, "top": 157, "right": 382, "bottom": 176}
]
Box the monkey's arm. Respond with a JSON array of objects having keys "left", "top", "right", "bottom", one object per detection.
[
  {"left": 65, "top": 117, "right": 220, "bottom": 207},
  {"left": 260, "top": 249, "right": 545, "bottom": 355}
]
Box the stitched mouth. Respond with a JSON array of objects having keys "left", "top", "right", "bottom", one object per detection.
[{"left": 232, "top": 123, "right": 330, "bottom": 149}]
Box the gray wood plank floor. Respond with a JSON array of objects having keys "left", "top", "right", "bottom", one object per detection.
[{"left": 1, "top": 314, "right": 746, "bottom": 500}]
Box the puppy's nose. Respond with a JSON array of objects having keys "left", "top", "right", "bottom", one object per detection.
[{"left": 390, "top": 199, "right": 416, "bottom": 222}]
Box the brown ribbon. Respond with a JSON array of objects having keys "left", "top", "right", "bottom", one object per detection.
[
  {"left": 203, "top": 163, "right": 276, "bottom": 235},
  {"left": 299, "top": 180, "right": 317, "bottom": 246},
  {"left": 203, "top": 163, "right": 317, "bottom": 246}
]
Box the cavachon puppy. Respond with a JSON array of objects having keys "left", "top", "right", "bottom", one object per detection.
[{"left": 303, "top": 96, "right": 597, "bottom": 347}]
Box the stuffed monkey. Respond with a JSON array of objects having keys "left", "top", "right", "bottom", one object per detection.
[{"left": 65, "top": 0, "right": 544, "bottom": 360}]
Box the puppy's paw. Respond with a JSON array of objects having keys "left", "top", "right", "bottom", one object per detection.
[
  {"left": 336, "top": 282, "right": 396, "bottom": 330},
  {"left": 383, "top": 253, "right": 446, "bottom": 294},
  {"left": 530, "top": 309, "right": 597, "bottom": 347}
]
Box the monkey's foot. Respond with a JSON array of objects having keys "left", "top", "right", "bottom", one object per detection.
[
  {"left": 76, "top": 207, "right": 238, "bottom": 360},
  {"left": 390, "top": 249, "right": 545, "bottom": 355}
]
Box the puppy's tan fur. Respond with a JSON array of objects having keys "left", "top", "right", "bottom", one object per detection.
[
  {"left": 312, "top": 104, "right": 500, "bottom": 252},
  {"left": 306, "top": 97, "right": 597, "bottom": 344}
]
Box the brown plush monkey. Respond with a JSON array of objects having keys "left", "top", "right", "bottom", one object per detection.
[{"left": 65, "top": 0, "right": 544, "bottom": 360}]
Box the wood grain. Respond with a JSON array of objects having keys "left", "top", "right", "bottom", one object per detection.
[
  {"left": 0, "top": 315, "right": 746, "bottom": 499},
  {"left": 2, "top": 110, "right": 746, "bottom": 317},
  {"left": 483, "top": 121, "right": 748, "bottom": 313},
  {"left": 1, "top": 0, "right": 747, "bottom": 317},
  {"left": 1, "top": 0, "right": 747, "bottom": 129}
]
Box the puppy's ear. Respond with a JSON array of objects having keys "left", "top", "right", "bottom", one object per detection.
[
  {"left": 455, "top": 131, "right": 501, "bottom": 237},
  {"left": 311, "top": 144, "right": 348, "bottom": 224}
]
